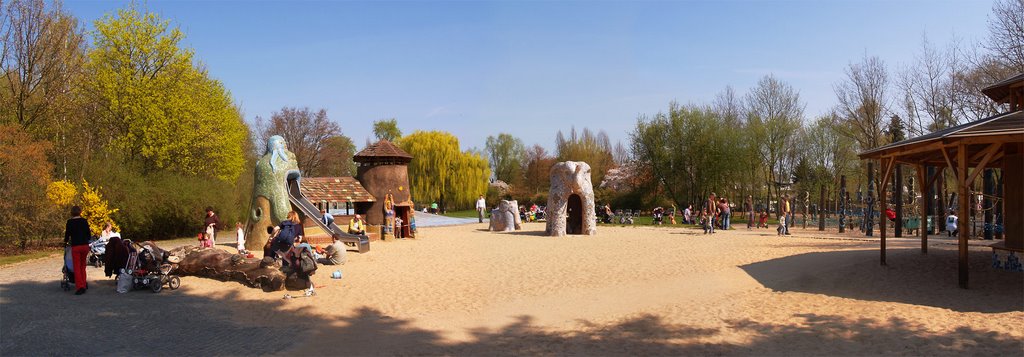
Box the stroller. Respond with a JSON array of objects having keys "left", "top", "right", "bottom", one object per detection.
[
  {"left": 87, "top": 233, "right": 116, "bottom": 268},
  {"left": 652, "top": 207, "right": 664, "bottom": 225},
  {"left": 60, "top": 246, "right": 75, "bottom": 291},
  {"left": 118, "top": 240, "right": 181, "bottom": 293}
]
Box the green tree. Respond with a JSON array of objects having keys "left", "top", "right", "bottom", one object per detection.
[
  {"left": 86, "top": 4, "right": 247, "bottom": 181},
  {"left": 555, "top": 127, "right": 615, "bottom": 187},
  {"left": 372, "top": 118, "right": 402, "bottom": 141},
  {"left": 399, "top": 131, "right": 489, "bottom": 210},
  {"left": 484, "top": 133, "right": 526, "bottom": 185},
  {"left": 319, "top": 134, "right": 357, "bottom": 176}
]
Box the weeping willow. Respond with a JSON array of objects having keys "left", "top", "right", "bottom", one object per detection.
[{"left": 399, "top": 131, "right": 490, "bottom": 210}]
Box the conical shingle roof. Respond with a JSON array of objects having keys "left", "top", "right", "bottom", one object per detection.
[{"left": 353, "top": 139, "right": 413, "bottom": 163}]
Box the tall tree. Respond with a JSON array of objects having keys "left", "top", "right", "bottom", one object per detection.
[
  {"left": 746, "top": 75, "right": 805, "bottom": 206},
  {"left": 0, "top": 0, "right": 86, "bottom": 178},
  {"left": 555, "top": 127, "right": 615, "bottom": 187},
  {"left": 255, "top": 107, "right": 341, "bottom": 177},
  {"left": 399, "top": 130, "right": 490, "bottom": 210},
  {"left": 318, "top": 134, "right": 357, "bottom": 176},
  {"left": 834, "top": 55, "right": 890, "bottom": 151},
  {"left": 986, "top": 0, "right": 1024, "bottom": 72},
  {"left": 484, "top": 133, "right": 526, "bottom": 185},
  {"left": 372, "top": 118, "right": 402, "bottom": 142},
  {"left": 522, "top": 144, "right": 556, "bottom": 196},
  {"left": 86, "top": 4, "right": 247, "bottom": 181}
]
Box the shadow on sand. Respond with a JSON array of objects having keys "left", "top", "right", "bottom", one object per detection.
[
  {"left": 3, "top": 274, "right": 1022, "bottom": 355},
  {"left": 740, "top": 248, "right": 1024, "bottom": 313}
]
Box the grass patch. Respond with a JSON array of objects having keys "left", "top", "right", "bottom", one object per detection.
[
  {"left": 444, "top": 210, "right": 480, "bottom": 219},
  {"left": 0, "top": 250, "right": 60, "bottom": 266}
]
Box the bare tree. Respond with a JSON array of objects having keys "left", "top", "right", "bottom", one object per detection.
[
  {"left": 746, "top": 75, "right": 805, "bottom": 206},
  {"left": 254, "top": 107, "right": 341, "bottom": 177},
  {"left": 834, "top": 55, "right": 890, "bottom": 151},
  {"left": 985, "top": 0, "right": 1024, "bottom": 72}
]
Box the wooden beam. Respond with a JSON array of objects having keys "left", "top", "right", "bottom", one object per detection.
[
  {"left": 942, "top": 146, "right": 959, "bottom": 179},
  {"left": 965, "top": 143, "right": 1001, "bottom": 188},
  {"left": 880, "top": 157, "right": 889, "bottom": 266},
  {"left": 918, "top": 165, "right": 929, "bottom": 254},
  {"left": 878, "top": 141, "right": 947, "bottom": 160},
  {"left": 957, "top": 143, "right": 969, "bottom": 289}
]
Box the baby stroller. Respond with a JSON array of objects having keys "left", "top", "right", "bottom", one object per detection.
[
  {"left": 87, "top": 233, "right": 115, "bottom": 268},
  {"left": 60, "top": 246, "right": 74, "bottom": 291},
  {"left": 118, "top": 240, "right": 181, "bottom": 293}
]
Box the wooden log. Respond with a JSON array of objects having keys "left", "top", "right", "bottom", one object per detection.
[
  {"left": 957, "top": 144, "right": 969, "bottom": 289},
  {"left": 168, "top": 246, "right": 287, "bottom": 292}
]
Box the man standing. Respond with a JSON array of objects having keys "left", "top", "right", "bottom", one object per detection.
[
  {"left": 204, "top": 207, "right": 221, "bottom": 245},
  {"left": 320, "top": 207, "right": 334, "bottom": 226},
  {"left": 475, "top": 195, "right": 486, "bottom": 223}
]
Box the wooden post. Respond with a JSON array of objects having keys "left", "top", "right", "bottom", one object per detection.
[
  {"left": 895, "top": 164, "right": 903, "bottom": 237},
  {"left": 937, "top": 173, "right": 945, "bottom": 233},
  {"left": 839, "top": 176, "right": 847, "bottom": 233},
  {"left": 819, "top": 185, "right": 826, "bottom": 231},
  {"left": 957, "top": 144, "right": 969, "bottom": 289},
  {"left": 879, "top": 158, "right": 892, "bottom": 266},
  {"left": 918, "top": 165, "right": 929, "bottom": 254},
  {"left": 927, "top": 166, "right": 936, "bottom": 234},
  {"left": 984, "top": 169, "right": 994, "bottom": 240}
]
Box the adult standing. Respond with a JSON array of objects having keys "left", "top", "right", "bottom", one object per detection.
[
  {"left": 720, "top": 198, "right": 732, "bottom": 230},
  {"left": 683, "top": 205, "right": 692, "bottom": 224},
  {"left": 204, "top": 207, "right": 221, "bottom": 245},
  {"left": 779, "top": 195, "right": 792, "bottom": 236},
  {"left": 745, "top": 195, "right": 755, "bottom": 230},
  {"left": 705, "top": 193, "right": 719, "bottom": 234},
  {"left": 64, "top": 206, "right": 91, "bottom": 295},
  {"left": 475, "top": 195, "right": 486, "bottom": 223}
]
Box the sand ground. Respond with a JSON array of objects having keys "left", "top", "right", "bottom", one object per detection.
[{"left": 1, "top": 223, "right": 1021, "bottom": 356}]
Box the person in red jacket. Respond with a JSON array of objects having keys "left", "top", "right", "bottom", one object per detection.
[{"left": 64, "top": 206, "right": 91, "bottom": 295}]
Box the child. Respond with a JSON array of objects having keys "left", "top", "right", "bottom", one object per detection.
[
  {"left": 702, "top": 207, "right": 714, "bottom": 234},
  {"left": 235, "top": 222, "right": 247, "bottom": 254},
  {"left": 394, "top": 216, "right": 404, "bottom": 239},
  {"left": 759, "top": 210, "right": 769, "bottom": 229}
]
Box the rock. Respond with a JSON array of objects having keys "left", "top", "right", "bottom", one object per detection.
[
  {"left": 545, "top": 161, "right": 597, "bottom": 236},
  {"left": 489, "top": 200, "right": 522, "bottom": 232}
]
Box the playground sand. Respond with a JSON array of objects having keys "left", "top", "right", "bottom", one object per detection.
[{"left": 2, "top": 223, "right": 1021, "bottom": 355}]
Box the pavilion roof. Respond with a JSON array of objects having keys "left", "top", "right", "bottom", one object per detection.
[
  {"left": 299, "top": 177, "right": 376, "bottom": 203},
  {"left": 858, "top": 110, "right": 1024, "bottom": 166},
  {"left": 981, "top": 72, "right": 1024, "bottom": 104}
]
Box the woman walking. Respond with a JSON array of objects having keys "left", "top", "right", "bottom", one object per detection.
[{"left": 64, "top": 206, "right": 91, "bottom": 295}]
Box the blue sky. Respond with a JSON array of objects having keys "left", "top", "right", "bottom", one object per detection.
[{"left": 65, "top": 0, "right": 994, "bottom": 151}]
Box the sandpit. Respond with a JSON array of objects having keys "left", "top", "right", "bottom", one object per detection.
[{"left": 1, "top": 223, "right": 1021, "bottom": 355}]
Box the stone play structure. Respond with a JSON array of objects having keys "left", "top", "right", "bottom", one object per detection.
[
  {"left": 489, "top": 199, "right": 522, "bottom": 232},
  {"left": 245, "top": 136, "right": 300, "bottom": 252},
  {"left": 244, "top": 135, "right": 369, "bottom": 253},
  {"left": 545, "top": 161, "right": 597, "bottom": 236}
]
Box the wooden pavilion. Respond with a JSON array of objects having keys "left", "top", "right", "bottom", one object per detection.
[{"left": 858, "top": 73, "right": 1024, "bottom": 288}]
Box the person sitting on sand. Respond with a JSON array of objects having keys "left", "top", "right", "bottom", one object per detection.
[
  {"left": 320, "top": 234, "right": 347, "bottom": 265},
  {"left": 348, "top": 215, "right": 366, "bottom": 235}
]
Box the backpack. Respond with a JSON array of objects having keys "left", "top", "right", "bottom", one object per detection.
[
  {"left": 297, "top": 247, "right": 317, "bottom": 275},
  {"left": 275, "top": 221, "right": 297, "bottom": 247}
]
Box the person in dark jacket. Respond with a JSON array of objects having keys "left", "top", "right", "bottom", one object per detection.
[
  {"left": 64, "top": 206, "right": 91, "bottom": 295},
  {"left": 204, "top": 207, "right": 221, "bottom": 246}
]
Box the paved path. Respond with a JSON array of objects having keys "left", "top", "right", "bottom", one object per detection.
[{"left": 414, "top": 212, "right": 482, "bottom": 227}]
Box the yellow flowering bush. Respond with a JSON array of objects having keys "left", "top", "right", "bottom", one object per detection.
[
  {"left": 46, "top": 180, "right": 78, "bottom": 208},
  {"left": 80, "top": 180, "right": 119, "bottom": 236}
]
